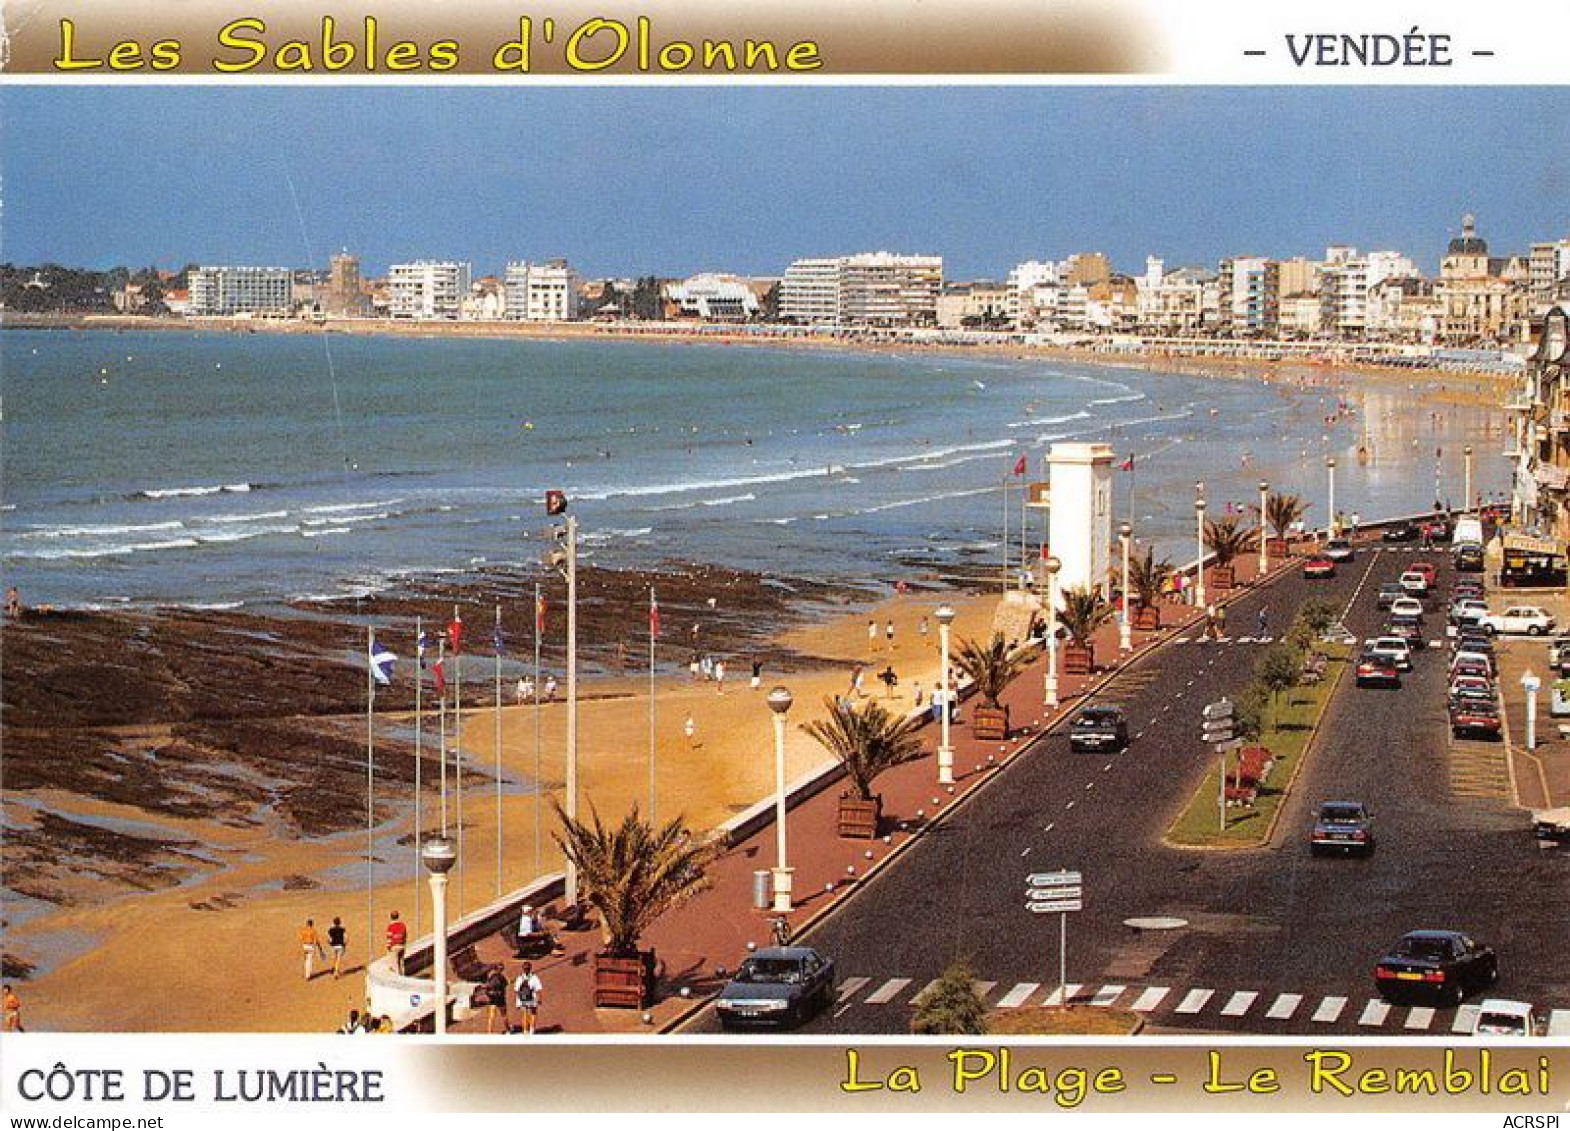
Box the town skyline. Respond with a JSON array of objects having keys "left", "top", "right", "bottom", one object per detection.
[{"left": 4, "top": 86, "right": 1567, "bottom": 279}]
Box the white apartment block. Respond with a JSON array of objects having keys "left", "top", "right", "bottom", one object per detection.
[
  {"left": 780, "top": 253, "right": 942, "bottom": 327},
  {"left": 1319, "top": 249, "right": 1417, "bottom": 337},
  {"left": 389, "top": 260, "right": 471, "bottom": 320},
  {"left": 779, "top": 258, "right": 843, "bottom": 325},
  {"left": 1218, "top": 256, "right": 1279, "bottom": 336},
  {"left": 1006, "top": 260, "right": 1062, "bottom": 328},
  {"left": 505, "top": 259, "right": 582, "bottom": 322},
  {"left": 1530, "top": 240, "right": 1570, "bottom": 300},
  {"left": 187, "top": 266, "right": 293, "bottom": 316},
  {"left": 665, "top": 273, "right": 759, "bottom": 322}
]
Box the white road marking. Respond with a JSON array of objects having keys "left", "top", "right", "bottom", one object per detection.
[
  {"left": 1043, "top": 822, "right": 1055, "bottom": 833},
  {"left": 1175, "top": 988, "right": 1214, "bottom": 1014},
  {"left": 1130, "top": 986, "right": 1170, "bottom": 1013},
  {"left": 1085, "top": 781, "right": 1094, "bottom": 791},
  {"left": 864, "top": 978, "right": 912, "bottom": 1005},
  {"left": 1357, "top": 999, "right": 1390, "bottom": 1027},
  {"left": 1452, "top": 1005, "right": 1481, "bottom": 1034},
  {"left": 972, "top": 981, "right": 997, "bottom": 1000},
  {"left": 1090, "top": 984, "right": 1127, "bottom": 1007},
  {"left": 1547, "top": 1010, "right": 1570, "bottom": 1036},
  {"left": 1065, "top": 800, "right": 1075, "bottom": 810},
  {"left": 1404, "top": 1006, "right": 1435, "bottom": 1031},
  {"left": 1266, "top": 993, "right": 1303, "bottom": 1020},
  {"left": 1220, "top": 991, "right": 1257, "bottom": 1017},
  {"left": 996, "top": 982, "right": 1041, "bottom": 1009},
  {"left": 1041, "top": 983, "right": 1083, "bottom": 1007},
  {"left": 1103, "top": 763, "right": 1113, "bottom": 772},
  {"left": 1020, "top": 846, "right": 1031, "bottom": 857},
  {"left": 1312, "top": 996, "right": 1347, "bottom": 1023},
  {"left": 836, "top": 976, "right": 871, "bottom": 1003}
]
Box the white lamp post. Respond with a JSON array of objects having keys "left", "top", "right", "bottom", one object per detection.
[
  {"left": 1118, "top": 522, "right": 1133, "bottom": 653},
  {"left": 935, "top": 604, "right": 957, "bottom": 784},
  {"left": 1194, "top": 497, "right": 1208, "bottom": 609},
  {"left": 1258, "top": 480, "right": 1270, "bottom": 577},
  {"left": 1326, "top": 456, "right": 1337, "bottom": 536},
  {"left": 547, "top": 516, "right": 580, "bottom": 908},
  {"left": 766, "top": 686, "right": 794, "bottom": 912},
  {"left": 1523, "top": 670, "right": 1541, "bottom": 752},
  {"left": 1043, "top": 557, "right": 1062, "bottom": 707},
  {"left": 1464, "top": 445, "right": 1474, "bottom": 512},
  {"left": 420, "top": 835, "right": 456, "bottom": 1036}
]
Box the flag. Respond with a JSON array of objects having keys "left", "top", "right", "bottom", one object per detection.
[
  {"left": 448, "top": 614, "right": 463, "bottom": 654},
  {"left": 650, "top": 589, "right": 661, "bottom": 638},
  {"left": 493, "top": 608, "right": 505, "bottom": 655},
  {"left": 432, "top": 657, "right": 446, "bottom": 694},
  {"left": 1121, "top": 453, "right": 1134, "bottom": 472},
  {"left": 417, "top": 628, "right": 428, "bottom": 668},
  {"left": 1012, "top": 454, "right": 1028, "bottom": 476},
  {"left": 535, "top": 592, "right": 547, "bottom": 634},
  {"left": 545, "top": 489, "right": 568, "bottom": 515},
  {"left": 369, "top": 640, "right": 396, "bottom": 687}
]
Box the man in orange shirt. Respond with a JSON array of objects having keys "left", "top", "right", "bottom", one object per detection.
[
  {"left": 385, "top": 911, "right": 408, "bottom": 975},
  {"left": 299, "top": 919, "right": 324, "bottom": 981},
  {"left": 2, "top": 985, "right": 21, "bottom": 1031}
]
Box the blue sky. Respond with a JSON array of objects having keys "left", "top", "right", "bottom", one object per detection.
[{"left": 3, "top": 86, "right": 1565, "bottom": 279}]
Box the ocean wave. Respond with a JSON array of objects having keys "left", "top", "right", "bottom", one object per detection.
[
  {"left": 10, "top": 536, "right": 201, "bottom": 560},
  {"left": 301, "top": 512, "right": 389, "bottom": 527},
  {"left": 301, "top": 498, "right": 404, "bottom": 515},
  {"left": 848, "top": 486, "right": 997, "bottom": 516},
  {"left": 300, "top": 526, "right": 351, "bottom": 538},
  {"left": 135, "top": 483, "right": 253, "bottom": 500},
  {"left": 207, "top": 509, "right": 290, "bottom": 524},
  {"left": 1007, "top": 410, "right": 1091, "bottom": 429},
  {"left": 194, "top": 524, "right": 298, "bottom": 544},
  {"left": 17, "top": 520, "right": 184, "bottom": 540},
  {"left": 1087, "top": 392, "right": 1148, "bottom": 407},
  {"left": 701, "top": 493, "right": 756, "bottom": 507}
]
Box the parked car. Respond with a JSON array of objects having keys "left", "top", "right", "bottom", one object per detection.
[
  {"left": 1469, "top": 999, "right": 1541, "bottom": 1037},
  {"left": 1382, "top": 522, "right": 1418, "bottom": 543},
  {"left": 1390, "top": 596, "right": 1426, "bottom": 620},
  {"left": 1384, "top": 619, "right": 1425, "bottom": 651},
  {"left": 1452, "top": 516, "right": 1484, "bottom": 547},
  {"left": 1453, "top": 578, "right": 1486, "bottom": 598},
  {"left": 1478, "top": 606, "right": 1556, "bottom": 636},
  {"left": 1450, "top": 659, "right": 1493, "bottom": 684},
  {"left": 1551, "top": 640, "right": 1570, "bottom": 676},
  {"left": 1449, "top": 674, "right": 1495, "bottom": 698},
  {"left": 1374, "top": 930, "right": 1497, "bottom": 1005},
  {"left": 715, "top": 947, "right": 836, "bottom": 1029},
  {"left": 1453, "top": 626, "right": 1494, "bottom": 653},
  {"left": 1449, "top": 599, "right": 1489, "bottom": 627},
  {"left": 1356, "top": 650, "right": 1401, "bottom": 688},
  {"left": 1422, "top": 516, "right": 1453, "bottom": 541},
  {"left": 1323, "top": 538, "right": 1355, "bottom": 562},
  {"left": 1399, "top": 570, "right": 1430, "bottom": 595},
  {"left": 1410, "top": 561, "right": 1440, "bottom": 586},
  {"left": 1303, "top": 557, "right": 1336, "bottom": 579},
  {"left": 1310, "top": 800, "right": 1375, "bottom": 856},
  {"left": 1454, "top": 543, "right": 1485, "bottom": 573},
  {"left": 1069, "top": 706, "right": 1129, "bottom": 752},
  {"left": 1532, "top": 807, "right": 1570, "bottom": 844},
  {"left": 1376, "top": 583, "right": 1407, "bottom": 610},
  {"left": 1449, "top": 649, "right": 1495, "bottom": 677},
  {"left": 1367, "top": 636, "right": 1413, "bottom": 670},
  {"left": 1450, "top": 699, "right": 1502, "bottom": 739}
]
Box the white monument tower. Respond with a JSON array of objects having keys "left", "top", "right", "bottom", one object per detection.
[{"left": 1048, "top": 442, "right": 1116, "bottom": 597}]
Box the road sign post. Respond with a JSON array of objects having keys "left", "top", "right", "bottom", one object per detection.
[
  {"left": 1026, "top": 870, "right": 1082, "bottom": 1007},
  {"left": 1204, "top": 700, "right": 1235, "bottom": 833}
]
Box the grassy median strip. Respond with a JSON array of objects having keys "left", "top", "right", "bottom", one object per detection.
[{"left": 1167, "top": 634, "right": 1349, "bottom": 849}]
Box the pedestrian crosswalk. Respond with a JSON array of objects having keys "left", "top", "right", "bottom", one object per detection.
[
  {"left": 834, "top": 974, "right": 1565, "bottom": 1034},
  {"left": 1176, "top": 635, "right": 1278, "bottom": 645}
]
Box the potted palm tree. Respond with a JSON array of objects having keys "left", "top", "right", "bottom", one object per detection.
[
  {"left": 1057, "top": 586, "right": 1113, "bottom": 674},
  {"left": 803, "top": 696, "right": 926, "bottom": 838},
  {"left": 551, "top": 799, "right": 720, "bottom": 1007},
  {"left": 1128, "top": 546, "right": 1173, "bottom": 630},
  {"left": 1203, "top": 515, "right": 1254, "bottom": 591},
  {"left": 953, "top": 632, "right": 1029, "bottom": 740},
  {"left": 1265, "top": 492, "right": 1307, "bottom": 557}
]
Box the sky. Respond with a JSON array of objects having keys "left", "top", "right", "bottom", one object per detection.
[{"left": 3, "top": 86, "right": 1566, "bottom": 280}]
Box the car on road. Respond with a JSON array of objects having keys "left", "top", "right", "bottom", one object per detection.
[
  {"left": 1389, "top": 596, "right": 1426, "bottom": 620},
  {"left": 1450, "top": 699, "right": 1502, "bottom": 739},
  {"left": 1374, "top": 930, "right": 1497, "bottom": 1005},
  {"left": 1323, "top": 538, "right": 1355, "bottom": 562},
  {"left": 1552, "top": 640, "right": 1570, "bottom": 676},
  {"left": 1399, "top": 570, "right": 1430, "bottom": 595},
  {"left": 1450, "top": 649, "right": 1495, "bottom": 677},
  {"left": 1383, "top": 618, "right": 1425, "bottom": 651},
  {"left": 1376, "top": 583, "right": 1407, "bottom": 610},
  {"left": 1454, "top": 543, "right": 1485, "bottom": 573},
  {"left": 1449, "top": 599, "right": 1489, "bottom": 627},
  {"left": 1382, "top": 522, "right": 1418, "bottom": 543},
  {"left": 1421, "top": 516, "right": 1453, "bottom": 542},
  {"left": 1410, "top": 561, "right": 1440, "bottom": 586},
  {"left": 1303, "top": 556, "right": 1336, "bottom": 579},
  {"left": 1478, "top": 606, "right": 1556, "bottom": 636},
  {"left": 1469, "top": 999, "right": 1541, "bottom": 1037},
  {"left": 1450, "top": 659, "right": 1493, "bottom": 684},
  {"left": 1310, "top": 800, "right": 1375, "bottom": 856},
  {"left": 1069, "top": 706, "right": 1129, "bottom": 752},
  {"left": 1449, "top": 674, "right": 1495, "bottom": 698},
  {"left": 714, "top": 947, "right": 836, "bottom": 1029},
  {"left": 1367, "top": 636, "right": 1413, "bottom": 670},
  {"left": 1356, "top": 650, "right": 1401, "bottom": 688},
  {"left": 1532, "top": 807, "right": 1570, "bottom": 843}
]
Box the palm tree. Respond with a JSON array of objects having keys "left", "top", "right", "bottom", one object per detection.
[
  {"left": 802, "top": 696, "right": 926, "bottom": 802},
  {"left": 1056, "top": 585, "right": 1114, "bottom": 647},
  {"left": 953, "top": 632, "right": 1029, "bottom": 709},
  {"left": 1204, "top": 515, "right": 1255, "bottom": 569},
  {"left": 1265, "top": 491, "right": 1307, "bottom": 541},
  {"left": 911, "top": 956, "right": 989, "bottom": 1035},
  {"left": 1128, "top": 545, "right": 1174, "bottom": 609},
  {"left": 551, "top": 799, "right": 721, "bottom": 958}
]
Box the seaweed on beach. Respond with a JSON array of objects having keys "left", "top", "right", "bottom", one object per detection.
[{"left": 3, "top": 811, "right": 213, "bottom": 906}]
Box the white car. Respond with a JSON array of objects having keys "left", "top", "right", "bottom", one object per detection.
[
  {"left": 1449, "top": 598, "right": 1489, "bottom": 627},
  {"left": 1389, "top": 597, "right": 1425, "bottom": 619},
  {"left": 1399, "top": 570, "right": 1430, "bottom": 594},
  {"left": 1367, "top": 636, "right": 1413, "bottom": 670},
  {"left": 1478, "top": 606, "right": 1557, "bottom": 636},
  {"left": 1323, "top": 538, "right": 1355, "bottom": 562},
  {"left": 1469, "top": 999, "right": 1540, "bottom": 1037}
]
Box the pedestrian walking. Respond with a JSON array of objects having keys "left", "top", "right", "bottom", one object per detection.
[
  {"left": 868, "top": 619, "right": 878, "bottom": 651},
  {"left": 689, "top": 652, "right": 701, "bottom": 681},
  {"left": 4, "top": 587, "right": 19, "bottom": 619},
  {"left": 327, "top": 916, "right": 348, "bottom": 980},
  {"left": 700, "top": 654, "right": 714, "bottom": 681},
  {"left": 714, "top": 659, "right": 726, "bottom": 694},
  {"left": 3, "top": 985, "right": 21, "bottom": 1032},
  {"left": 544, "top": 675, "right": 558, "bottom": 702},
  {"left": 913, "top": 680, "right": 924, "bottom": 707},
  {"left": 886, "top": 619, "right": 896, "bottom": 649},
  {"left": 1350, "top": 511, "right": 1361, "bottom": 537},
  {"left": 919, "top": 616, "right": 929, "bottom": 643},
  {"left": 1215, "top": 604, "right": 1227, "bottom": 638},
  {"left": 1204, "top": 604, "right": 1219, "bottom": 642},
  {"left": 684, "top": 715, "right": 696, "bottom": 748},
  {"left": 385, "top": 910, "right": 407, "bottom": 975},
  {"left": 483, "top": 964, "right": 510, "bottom": 1034},
  {"left": 1256, "top": 608, "right": 1269, "bottom": 641},
  {"left": 514, "top": 962, "right": 543, "bottom": 1034},
  {"left": 750, "top": 658, "right": 762, "bottom": 690},
  {"left": 516, "top": 676, "right": 531, "bottom": 705},
  {"left": 300, "top": 918, "right": 325, "bottom": 981},
  {"left": 338, "top": 1008, "right": 363, "bottom": 1034},
  {"left": 878, "top": 665, "right": 898, "bottom": 698},
  {"left": 853, "top": 667, "right": 866, "bottom": 699}
]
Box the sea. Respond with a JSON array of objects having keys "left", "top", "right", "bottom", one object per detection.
[{"left": 0, "top": 327, "right": 1511, "bottom": 610}]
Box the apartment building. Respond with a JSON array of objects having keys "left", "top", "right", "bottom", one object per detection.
[
  {"left": 389, "top": 260, "right": 471, "bottom": 320},
  {"left": 1530, "top": 239, "right": 1570, "bottom": 302},
  {"left": 187, "top": 265, "right": 293, "bottom": 316},
  {"left": 1217, "top": 256, "right": 1280, "bottom": 337},
  {"left": 504, "top": 260, "right": 582, "bottom": 322},
  {"left": 780, "top": 253, "right": 942, "bottom": 327},
  {"left": 779, "top": 257, "right": 843, "bottom": 324}
]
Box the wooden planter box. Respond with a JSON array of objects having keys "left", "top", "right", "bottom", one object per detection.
[
  {"left": 1063, "top": 643, "right": 1094, "bottom": 674},
  {"left": 837, "top": 794, "right": 882, "bottom": 839},
  {"left": 1133, "top": 604, "right": 1161, "bottom": 631},
  {"left": 593, "top": 950, "right": 657, "bottom": 1009},
  {"left": 971, "top": 703, "right": 1010, "bottom": 741},
  {"left": 1208, "top": 565, "right": 1235, "bottom": 590},
  {"left": 1267, "top": 537, "right": 1291, "bottom": 558}
]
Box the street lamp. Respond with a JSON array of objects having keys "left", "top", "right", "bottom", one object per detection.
[
  {"left": 935, "top": 604, "right": 957, "bottom": 785},
  {"left": 420, "top": 835, "right": 457, "bottom": 1036},
  {"left": 547, "top": 517, "right": 580, "bottom": 907},
  {"left": 1194, "top": 497, "right": 1208, "bottom": 609},
  {"left": 1043, "top": 558, "right": 1062, "bottom": 707},
  {"left": 1258, "top": 480, "right": 1270, "bottom": 577},
  {"left": 1464, "top": 445, "right": 1474, "bottom": 512},
  {"left": 766, "top": 686, "right": 794, "bottom": 912},
  {"left": 1326, "top": 456, "right": 1337, "bottom": 536},
  {"left": 1522, "top": 670, "right": 1541, "bottom": 752},
  {"left": 1118, "top": 522, "right": 1133, "bottom": 653}
]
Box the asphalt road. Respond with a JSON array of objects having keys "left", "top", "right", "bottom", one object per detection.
[{"left": 693, "top": 542, "right": 1570, "bottom": 1036}]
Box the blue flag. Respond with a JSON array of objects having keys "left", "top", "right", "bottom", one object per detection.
[{"left": 370, "top": 641, "right": 396, "bottom": 687}]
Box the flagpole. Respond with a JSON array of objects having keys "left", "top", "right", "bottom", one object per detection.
[
  {"left": 453, "top": 605, "right": 463, "bottom": 919},
  {"left": 533, "top": 582, "right": 542, "bottom": 881},
  {"left": 365, "top": 626, "right": 375, "bottom": 972},
  {"left": 438, "top": 637, "right": 448, "bottom": 835},
  {"left": 1019, "top": 473, "right": 1027, "bottom": 587},
  {"left": 1001, "top": 474, "right": 1010, "bottom": 593},
  {"left": 494, "top": 602, "right": 503, "bottom": 901},
  {"left": 414, "top": 617, "right": 423, "bottom": 938},
  {"left": 649, "top": 587, "right": 657, "bottom": 822}
]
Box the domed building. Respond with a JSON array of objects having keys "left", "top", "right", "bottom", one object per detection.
[{"left": 1438, "top": 212, "right": 1529, "bottom": 344}]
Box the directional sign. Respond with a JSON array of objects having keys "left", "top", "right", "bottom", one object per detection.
[
  {"left": 1027, "top": 899, "right": 1084, "bottom": 914},
  {"left": 1202, "top": 699, "right": 1233, "bottom": 721},
  {"left": 1214, "top": 738, "right": 1245, "bottom": 753},
  {"left": 1029, "top": 886, "right": 1084, "bottom": 902},
  {"left": 1026, "top": 871, "right": 1082, "bottom": 887},
  {"left": 1202, "top": 723, "right": 1235, "bottom": 743}
]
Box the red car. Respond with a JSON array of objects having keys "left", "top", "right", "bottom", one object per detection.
[
  {"left": 1410, "top": 561, "right": 1439, "bottom": 586},
  {"left": 1449, "top": 700, "right": 1502, "bottom": 739},
  {"left": 1303, "top": 557, "right": 1336, "bottom": 579}
]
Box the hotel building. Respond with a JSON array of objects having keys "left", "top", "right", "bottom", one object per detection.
[
  {"left": 389, "top": 260, "right": 471, "bottom": 320},
  {"left": 187, "top": 265, "right": 293, "bottom": 316}
]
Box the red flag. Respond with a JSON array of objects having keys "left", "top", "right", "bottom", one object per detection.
[
  {"left": 431, "top": 657, "right": 446, "bottom": 694},
  {"left": 649, "top": 590, "right": 661, "bottom": 638},
  {"left": 1120, "top": 453, "right": 1134, "bottom": 472},
  {"left": 447, "top": 614, "right": 463, "bottom": 654},
  {"left": 545, "top": 489, "right": 568, "bottom": 515},
  {"left": 1012, "top": 454, "right": 1028, "bottom": 476},
  {"left": 535, "top": 593, "right": 547, "bottom": 635}
]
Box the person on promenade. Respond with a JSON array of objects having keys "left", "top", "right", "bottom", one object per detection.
[
  {"left": 5, "top": 587, "right": 19, "bottom": 619},
  {"left": 516, "top": 676, "right": 532, "bottom": 705},
  {"left": 3, "top": 985, "right": 21, "bottom": 1031},
  {"left": 1256, "top": 608, "right": 1269, "bottom": 641},
  {"left": 913, "top": 680, "right": 924, "bottom": 708},
  {"left": 684, "top": 715, "right": 696, "bottom": 749},
  {"left": 514, "top": 962, "right": 543, "bottom": 1035},
  {"left": 544, "top": 676, "right": 558, "bottom": 702},
  {"left": 919, "top": 616, "right": 929, "bottom": 644},
  {"left": 300, "top": 918, "right": 324, "bottom": 981},
  {"left": 327, "top": 916, "right": 348, "bottom": 980},
  {"left": 886, "top": 620, "right": 896, "bottom": 649},
  {"left": 878, "top": 665, "right": 898, "bottom": 698},
  {"left": 338, "top": 1008, "right": 362, "bottom": 1034},
  {"left": 750, "top": 659, "right": 762, "bottom": 691},
  {"left": 1204, "top": 605, "right": 1219, "bottom": 642},
  {"left": 1215, "top": 604, "right": 1227, "bottom": 639},
  {"left": 714, "top": 659, "right": 726, "bottom": 694},
  {"left": 483, "top": 964, "right": 510, "bottom": 1034},
  {"left": 385, "top": 911, "right": 408, "bottom": 975},
  {"left": 853, "top": 667, "right": 867, "bottom": 699},
  {"left": 868, "top": 619, "right": 878, "bottom": 651},
  {"left": 689, "top": 652, "right": 701, "bottom": 681}
]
